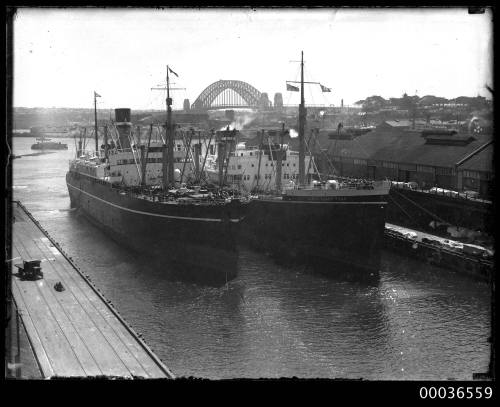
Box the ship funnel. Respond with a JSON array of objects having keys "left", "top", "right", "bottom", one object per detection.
[{"left": 115, "top": 108, "right": 132, "bottom": 149}]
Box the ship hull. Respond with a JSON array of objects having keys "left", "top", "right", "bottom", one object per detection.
[
  {"left": 66, "top": 171, "right": 244, "bottom": 284},
  {"left": 242, "top": 197, "right": 387, "bottom": 281},
  {"left": 31, "top": 143, "right": 68, "bottom": 150}
]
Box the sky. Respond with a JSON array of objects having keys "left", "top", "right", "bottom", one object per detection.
[{"left": 12, "top": 7, "right": 493, "bottom": 110}]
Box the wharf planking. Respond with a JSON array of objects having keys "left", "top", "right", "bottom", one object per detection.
[{"left": 9, "top": 202, "right": 174, "bottom": 379}]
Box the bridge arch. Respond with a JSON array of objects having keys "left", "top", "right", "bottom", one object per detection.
[{"left": 191, "top": 80, "right": 262, "bottom": 110}]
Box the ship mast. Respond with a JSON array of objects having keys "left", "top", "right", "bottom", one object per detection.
[
  {"left": 94, "top": 92, "right": 99, "bottom": 157},
  {"left": 166, "top": 66, "right": 174, "bottom": 186},
  {"left": 298, "top": 51, "right": 306, "bottom": 187},
  {"left": 287, "top": 52, "right": 321, "bottom": 187},
  {"left": 151, "top": 66, "right": 185, "bottom": 190}
]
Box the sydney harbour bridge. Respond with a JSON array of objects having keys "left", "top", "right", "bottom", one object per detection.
[{"left": 186, "top": 79, "right": 283, "bottom": 111}]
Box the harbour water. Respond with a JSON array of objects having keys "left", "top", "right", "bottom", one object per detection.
[{"left": 11, "top": 136, "right": 491, "bottom": 379}]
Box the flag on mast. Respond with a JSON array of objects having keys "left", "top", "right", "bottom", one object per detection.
[
  {"left": 168, "top": 66, "right": 179, "bottom": 77},
  {"left": 286, "top": 83, "right": 299, "bottom": 92},
  {"left": 320, "top": 84, "right": 331, "bottom": 93},
  {"left": 94, "top": 91, "right": 101, "bottom": 98}
]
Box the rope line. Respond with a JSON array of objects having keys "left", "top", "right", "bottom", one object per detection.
[{"left": 392, "top": 188, "right": 448, "bottom": 224}]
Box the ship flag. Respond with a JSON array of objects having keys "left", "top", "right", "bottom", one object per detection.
[
  {"left": 286, "top": 83, "right": 299, "bottom": 92},
  {"left": 320, "top": 84, "right": 331, "bottom": 93},
  {"left": 94, "top": 91, "right": 101, "bottom": 98},
  {"left": 168, "top": 66, "right": 179, "bottom": 77}
]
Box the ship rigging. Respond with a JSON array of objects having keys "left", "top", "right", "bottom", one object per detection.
[{"left": 66, "top": 66, "right": 248, "bottom": 284}]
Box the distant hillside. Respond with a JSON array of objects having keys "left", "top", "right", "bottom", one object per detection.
[
  {"left": 12, "top": 107, "right": 164, "bottom": 129},
  {"left": 354, "top": 94, "right": 491, "bottom": 113}
]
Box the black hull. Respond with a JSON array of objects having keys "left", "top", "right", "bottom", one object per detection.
[
  {"left": 66, "top": 171, "right": 245, "bottom": 284},
  {"left": 387, "top": 188, "right": 492, "bottom": 236},
  {"left": 31, "top": 143, "right": 68, "bottom": 150},
  {"left": 241, "top": 197, "right": 387, "bottom": 281}
]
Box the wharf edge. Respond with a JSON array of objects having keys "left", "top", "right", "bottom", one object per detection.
[{"left": 8, "top": 200, "right": 175, "bottom": 379}]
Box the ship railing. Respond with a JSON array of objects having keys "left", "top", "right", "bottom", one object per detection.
[
  {"left": 254, "top": 189, "right": 283, "bottom": 196},
  {"left": 293, "top": 177, "right": 379, "bottom": 191},
  {"left": 107, "top": 148, "right": 136, "bottom": 155},
  {"left": 288, "top": 184, "right": 357, "bottom": 191},
  {"left": 121, "top": 148, "right": 135, "bottom": 154},
  {"left": 389, "top": 182, "right": 490, "bottom": 203},
  {"left": 175, "top": 197, "right": 231, "bottom": 205},
  {"left": 155, "top": 195, "right": 234, "bottom": 205},
  {"left": 111, "top": 186, "right": 236, "bottom": 205}
]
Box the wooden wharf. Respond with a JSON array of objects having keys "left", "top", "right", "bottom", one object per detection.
[{"left": 8, "top": 201, "right": 174, "bottom": 379}]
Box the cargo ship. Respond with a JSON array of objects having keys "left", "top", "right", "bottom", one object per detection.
[
  {"left": 387, "top": 182, "right": 493, "bottom": 243},
  {"left": 66, "top": 69, "right": 247, "bottom": 283},
  {"left": 31, "top": 137, "right": 68, "bottom": 150},
  {"left": 204, "top": 130, "right": 315, "bottom": 193},
  {"left": 240, "top": 52, "right": 390, "bottom": 280}
]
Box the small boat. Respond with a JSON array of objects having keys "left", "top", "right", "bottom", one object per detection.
[{"left": 31, "top": 137, "right": 68, "bottom": 150}]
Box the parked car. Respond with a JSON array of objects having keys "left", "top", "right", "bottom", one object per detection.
[
  {"left": 460, "top": 190, "right": 480, "bottom": 199},
  {"left": 461, "top": 243, "right": 489, "bottom": 257},
  {"left": 391, "top": 181, "right": 418, "bottom": 189},
  {"left": 429, "top": 187, "right": 460, "bottom": 197}
]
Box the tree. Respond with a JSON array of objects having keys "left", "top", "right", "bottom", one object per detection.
[
  {"left": 389, "top": 97, "right": 403, "bottom": 107},
  {"left": 399, "top": 93, "right": 418, "bottom": 111},
  {"left": 453, "top": 96, "right": 488, "bottom": 110},
  {"left": 419, "top": 95, "right": 448, "bottom": 106},
  {"left": 362, "top": 95, "right": 387, "bottom": 112}
]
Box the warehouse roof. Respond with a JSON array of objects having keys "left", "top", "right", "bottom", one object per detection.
[
  {"left": 302, "top": 126, "right": 493, "bottom": 172},
  {"left": 456, "top": 143, "right": 493, "bottom": 172},
  {"left": 382, "top": 120, "right": 413, "bottom": 128}
]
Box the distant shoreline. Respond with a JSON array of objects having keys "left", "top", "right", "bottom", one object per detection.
[{"left": 11, "top": 133, "right": 70, "bottom": 138}]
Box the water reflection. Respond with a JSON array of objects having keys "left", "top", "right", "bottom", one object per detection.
[
  {"left": 234, "top": 252, "right": 391, "bottom": 378},
  {"left": 377, "top": 252, "right": 491, "bottom": 380},
  {"left": 11, "top": 137, "right": 491, "bottom": 379},
  {"left": 67, "top": 207, "right": 239, "bottom": 287}
]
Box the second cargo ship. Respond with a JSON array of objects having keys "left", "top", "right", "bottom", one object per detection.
[{"left": 240, "top": 52, "right": 390, "bottom": 280}]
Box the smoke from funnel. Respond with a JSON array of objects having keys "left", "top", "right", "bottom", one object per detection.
[
  {"left": 468, "top": 116, "right": 479, "bottom": 134},
  {"left": 220, "top": 111, "right": 255, "bottom": 131}
]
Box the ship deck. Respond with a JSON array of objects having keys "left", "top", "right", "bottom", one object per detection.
[{"left": 8, "top": 202, "right": 174, "bottom": 379}]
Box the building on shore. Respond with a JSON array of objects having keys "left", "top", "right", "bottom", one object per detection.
[{"left": 303, "top": 124, "right": 493, "bottom": 199}]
